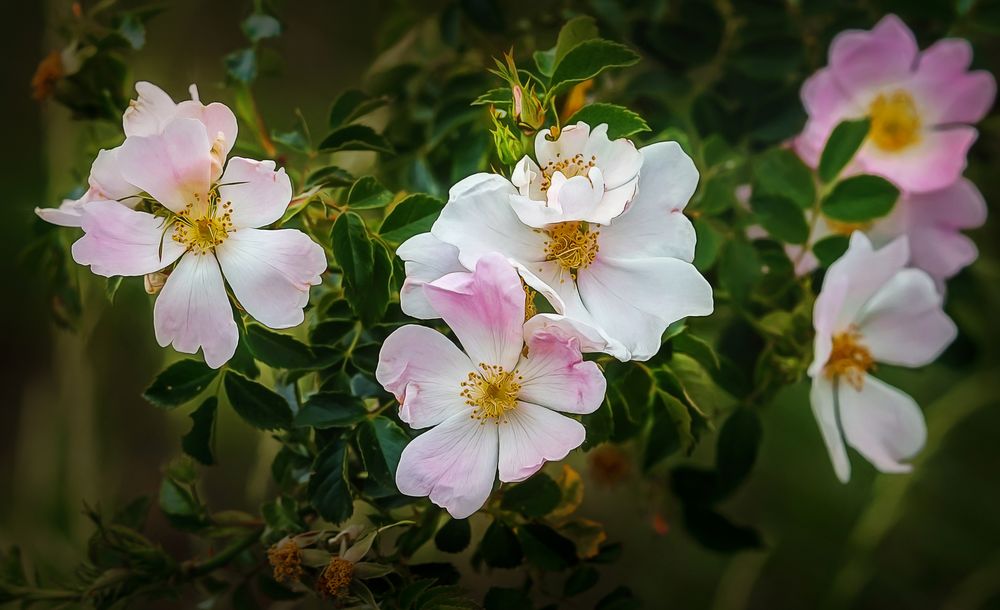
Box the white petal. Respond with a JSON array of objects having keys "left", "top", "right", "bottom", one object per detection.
[
  {"left": 581, "top": 123, "right": 642, "bottom": 189},
  {"left": 36, "top": 198, "right": 87, "bottom": 227},
  {"left": 88, "top": 147, "right": 142, "bottom": 202},
  {"left": 838, "top": 375, "right": 927, "bottom": 475},
  {"left": 123, "top": 81, "right": 178, "bottom": 137},
  {"left": 535, "top": 122, "right": 590, "bottom": 167},
  {"left": 117, "top": 118, "right": 213, "bottom": 213},
  {"left": 215, "top": 228, "right": 326, "bottom": 329},
  {"left": 71, "top": 200, "right": 185, "bottom": 277},
  {"left": 396, "top": 233, "right": 468, "bottom": 320},
  {"left": 395, "top": 412, "right": 499, "bottom": 519},
  {"left": 810, "top": 377, "right": 851, "bottom": 483},
  {"left": 175, "top": 100, "right": 239, "bottom": 160},
  {"left": 153, "top": 252, "right": 238, "bottom": 369},
  {"left": 809, "top": 271, "right": 849, "bottom": 378},
  {"left": 497, "top": 402, "right": 585, "bottom": 483},
  {"left": 856, "top": 269, "right": 956, "bottom": 367},
  {"left": 825, "top": 232, "right": 910, "bottom": 329},
  {"left": 522, "top": 313, "right": 626, "bottom": 359},
  {"left": 376, "top": 325, "right": 474, "bottom": 429},
  {"left": 218, "top": 158, "right": 292, "bottom": 229}
]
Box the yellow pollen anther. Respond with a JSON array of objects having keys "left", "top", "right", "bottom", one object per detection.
[
  {"left": 267, "top": 541, "right": 303, "bottom": 584},
  {"left": 542, "top": 221, "right": 599, "bottom": 278},
  {"left": 869, "top": 90, "right": 921, "bottom": 152},
  {"left": 171, "top": 190, "right": 234, "bottom": 255},
  {"left": 823, "top": 326, "right": 875, "bottom": 390},
  {"left": 540, "top": 152, "right": 597, "bottom": 192},
  {"left": 316, "top": 557, "right": 354, "bottom": 599},
  {"left": 523, "top": 283, "right": 537, "bottom": 321},
  {"left": 825, "top": 218, "right": 872, "bottom": 236},
  {"left": 461, "top": 364, "right": 522, "bottom": 424}
]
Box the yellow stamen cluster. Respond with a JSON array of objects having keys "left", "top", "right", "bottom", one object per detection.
[
  {"left": 823, "top": 326, "right": 875, "bottom": 390},
  {"left": 540, "top": 152, "right": 596, "bottom": 192},
  {"left": 542, "top": 222, "right": 600, "bottom": 278},
  {"left": 825, "top": 218, "right": 872, "bottom": 236},
  {"left": 523, "top": 283, "right": 537, "bottom": 320},
  {"left": 267, "top": 541, "right": 303, "bottom": 584},
  {"left": 316, "top": 557, "right": 354, "bottom": 599},
  {"left": 869, "top": 90, "right": 921, "bottom": 152},
  {"left": 461, "top": 364, "right": 522, "bottom": 424},
  {"left": 172, "top": 191, "right": 234, "bottom": 255}
]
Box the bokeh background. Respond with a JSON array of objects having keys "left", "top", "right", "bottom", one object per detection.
[{"left": 2, "top": 1, "right": 999, "bottom": 608}]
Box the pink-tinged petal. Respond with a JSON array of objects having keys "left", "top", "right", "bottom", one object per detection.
[
  {"left": 376, "top": 325, "right": 474, "bottom": 428},
  {"left": 793, "top": 119, "right": 833, "bottom": 169},
  {"left": 123, "top": 81, "right": 178, "bottom": 137},
  {"left": 497, "top": 401, "right": 585, "bottom": 483},
  {"left": 175, "top": 100, "right": 239, "bottom": 159},
  {"left": 800, "top": 68, "right": 858, "bottom": 120},
  {"left": 423, "top": 253, "right": 525, "bottom": 370},
  {"left": 810, "top": 271, "right": 849, "bottom": 378},
  {"left": 216, "top": 228, "right": 326, "bottom": 329},
  {"left": 36, "top": 198, "right": 87, "bottom": 227},
  {"left": 71, "top": 200, "right": 185, "bottom": 277},
  {"left": 860, "top": 126, "right": 976, "bottom": 193},
  {"left": 395, "top": 411, "right": 499, "bottom": 519},
  {"left": 89, "top": 147, "right": 142, "bottom": 202},
  {"left": 576, "top": 256, "right": 713, "bottom": 361},
  {"left": 523, "top": 313, "right": 625, "bottom": 359},
  {"left": 917, "top": 39, "right": 973, "bottom": 75},
  {"left": 396, "top": 233, "right": 467, "bottom": 320},
  {"left": 432, "top": 173, "right": 547, "bottom": 269},
  {"left": 117, "top": 118, "right": 213, "bottom": 213},
  {"left": 535, "top": 122, "right": 591, "bottom": 167},
  {"left": 856, "top": 269, "right": 956, "bottom": 367},
  {"left": 581, "top": 124, "right": 642, "bottom": 189},
  {"left": 153, "top": 252, "right": 238, "bottom": 369},
  {"left": 825, "top": 232, "right": 909, "bottom": 329},
  {"left": 917, "top": 71, "right": 996, "bottom": 125},
  {"left": 810, "top": 377, "right": 851, "bottom": 483},
  {"left": 218, "top": 158, "right": 292, "bottom": 229},
  {"left": 515, "top": 328, "right": 606, "bottom": 414},
  {"left": 908, "top": 177, "right": 988, "bottom": 229},
  {"left": 838, "top": 374, "right": 927, "bottom": 475},
  {"left": 829, "top": 15, "right": 918, "bottom": 93}
]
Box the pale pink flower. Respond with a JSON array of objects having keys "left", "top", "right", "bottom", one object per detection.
[
  {"left": 794, "top": 14, "right": 995, "bottom": 192},
  {"left": 36, "top": 81, "right": 238, "bottom": 227},
  {"left": 376, "top": 254, "right": 606, "bottom": 518},
  {"left": 71, "top": 116, "right": 326, "bottom": 368},
  {"left": 808, "top": 232, "right": 956, "bottom": 482},
  {"left": 510, "top": 122, "right": 643, "bottom": 227}
]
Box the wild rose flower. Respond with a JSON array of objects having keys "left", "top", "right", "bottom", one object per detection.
[
  {"left": 429, "top": 141, "right": 713, "bottom": 361},
  {"left": 510, "top": 122, "right": 643, "bottom": 227},
  {"left": 794, "top": 14, "right": 996, "bottom": 192},
  {"left": 376, "top": 254, "right": 606, "bottom": 518},
  {"left": 71, "top": 115, "right": 326, "bottom": 368},
  {"left": 808, "top": 232, "right": 956, "bottom": 482},
  {"left": 35, "top": 82, "right": 237, "bottom": 227}
]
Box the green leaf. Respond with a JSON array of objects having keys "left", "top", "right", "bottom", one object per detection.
[
  {"left": 328, "top": 89, "right": 388, "bottom": 128},
  {"left": 681, "top": 505, "right": 762, "bottom": 553},
  {"left": 753, "top": 148, "right": 816, "bottom": 208},
  {"left": 308, "top": 438, "right": 353, "bottom": 523},
  {"left": 479, "top": 520, "right": 523, "bottom": 568},
  {"left": 751, "top": 194, "right": 810, "bottom": 244},
  {"left": 553, "top": 15, "right": 600, "bottom": 68},
  {"left": 294, "top": 392, "right": 368, "bottom": 429},
  {"left": 318, "top": 124, "right": 394, "bottom": 154},
  {"left": 357, "top": 416, "right": 409, "bottom": 489},
  {"left": 378, "top": 193, "right": 445, "bottom": 243},
  {"left": 158, "top": 477, "right": 204, "bottom": 529},
  {"left": 566, "top": 103, "right": 650, "bottom": 139},
  {"left": 472, "top": 87, "right": 512, "bottom": 107},
  {"left": 305, "top": 165, "right": 354, "bottom": 189},
  {"left": 105, "top": 276, "right": 124, "bottom": 303},
  {"left": 347, "top": 176, "right": 393, "bottom": 209},
  {"left": 181, "top": 397, "right": 217, "bottom": 466},
  {"left": 117, "top": 14, "right": 146, "bottom": 49},
  {"left": 821, "top": 174, "right": 898, "bottom": 222},
  {"left": 715, "top": 409, "right": 762, "bottom": 493},
  {"left": 813, "top": 234, "right": 850, "bottom": 267},
  {"left": 484, "top": 587, "right": 533, "bottom": 610},
  {"left": 224, "top": 373, "right": 293, "bottom": 430},
  {"left": 643, "top": 392, "right": 690, "bottom": 471},
  {"left": 564, "top": 565, "right": 599, "bottom": 596},
  {"left": 143, "top": 360, "right": 219, "bottom": 409},
  {"left": 818, "top": 118, "right": 870, "bottom": 183},
  {"left": 534, "top": 49, "right": 556, "bottom": 76},
  {"left": 719, "top": 240, "right": 762, "bottom": 306},
  {"left": 517, "top": 523, "right": 576, "bottom": 571},
  {"left": 225, "top": 48, "right": 257, "bottom": 84},
  {"left": 434, "top": 518, "right": 471, "bottom": 554},
  {"left": 242, "top": 13, "right": 281, "bottom": 42},
  {"left": 500, "top": 473, "right": 561, "bottom": 517},
  {"left": 245, "top": 325, "right": 315, "bottom": 369},
  {"left": 548, "top": 39, "right": 640, "bottom": 96},
  {"left": 332, "top": 211, "right": 391, "bottom": 325}
]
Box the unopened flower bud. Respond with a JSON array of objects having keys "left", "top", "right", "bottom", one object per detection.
[{"left": 490, "top": 107, "right": 524, "bottom": 166}]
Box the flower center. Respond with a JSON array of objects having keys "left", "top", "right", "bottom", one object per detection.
[
  {"left": 542, "top": 221, "right": 600, "bottom": 277},
  {"left": 267, "top": 541, "right": 303, "bottom": 584},
  {"left": 461, "top": 364, "right": 522, "bottom": 424},
  {"left": 825, "top": 217, "right": 872, "bottom": 237},
  {"left": 523, "top": 283, "right": 537, "bottom": 320},
  {"left": 316, "top": 557, "right": 353, "bottom": 599},
  {"left": 540, "top": 153, "right": 596, "bottom": 192},
  {"left": 823, "top": 326, "right": 875, "bottom": 390},
  {"left": 172, "top": 192, "right": 233, "bottom": 255},
  {"left": 868, "top": 90, "right": 921, "bottom": 152}
]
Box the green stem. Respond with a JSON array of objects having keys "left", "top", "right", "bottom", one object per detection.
[{"left": 182, "top": 527, "right": 265, "bottom": 579}]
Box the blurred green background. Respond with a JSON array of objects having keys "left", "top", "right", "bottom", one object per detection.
[{"left": 2, "top": 1, "right": 999, "bottom": 609}]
